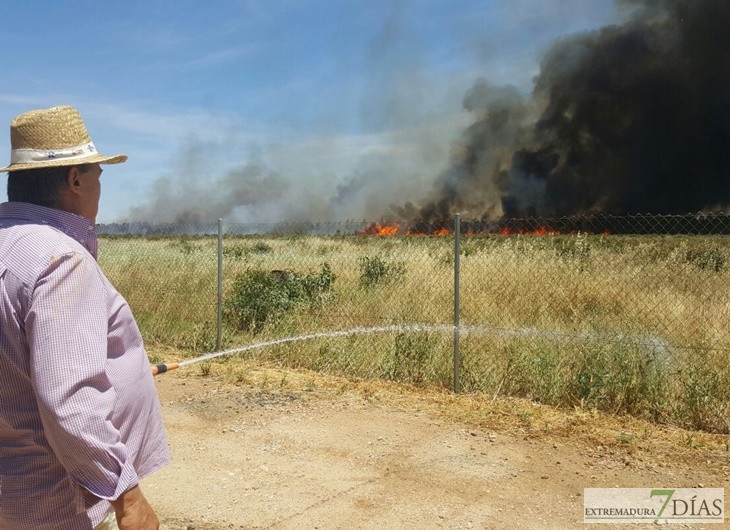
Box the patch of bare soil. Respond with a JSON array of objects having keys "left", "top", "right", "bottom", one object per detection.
[{"left": 143, "top": 364, "right": 730, "bottom": 530}]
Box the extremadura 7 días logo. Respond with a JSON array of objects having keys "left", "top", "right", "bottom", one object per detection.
[{"left": 584, "top": 488, "right": 724, "bottom": 524}]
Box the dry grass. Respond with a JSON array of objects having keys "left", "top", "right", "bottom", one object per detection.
[
  {"left": 152, "top": 350, "right": 730, "bottom": 472},
  {"left": 103, "top": 233, "right": 730, "bottom": 433}
]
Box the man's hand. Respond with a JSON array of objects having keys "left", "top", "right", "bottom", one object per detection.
[{"left": 110, "top": 485, "right": 159, "bottom": 530}]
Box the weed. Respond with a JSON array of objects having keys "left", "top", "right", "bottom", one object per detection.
[
  {"left": 682, "top": 432, "right": 699, "bottom": 449},
  {"left": 677, "top": 358, "right": 725, "bottom": 432},
  {"left": 222, "top": 365, "right": 248, "bottom": 385},
  {"left": 518, "top": 408, "right": 534, "bottom": 428},
  {"left": 618, "top": 432, "right": 636, "bottom": 446},
  {"left": 382, "top": 333, "right": 437, "bottom": 386},
  {"left": 147, "top": 352, "right": 164, "bottom": 364},
  {"left": 200, "top": 361, "right": 212, "bottom": 376},
  {"left": 554, "top": 232, "right": 592, "bottom": 271}
]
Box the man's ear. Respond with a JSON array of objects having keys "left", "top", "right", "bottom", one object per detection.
[{"left": 66, "top": 166, "right": 82, "bottom": 196}]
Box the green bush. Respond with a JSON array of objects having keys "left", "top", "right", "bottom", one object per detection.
[
  {"left": 677, "top": 354, "right": 729, "bottom": 432},
  {"left": 224, "top": 263, "right": 336, "bottom": 333},
  {"left": 251, "top": 241, "right": 272, "bottom": 254},
  {"left": 382, "top": 333, "right": 437, "bottom": 385},
  {"left": 685, "top": 246, "right": 725, "bottom": 272},
  {"left": 359, "top": 255, "right": 406, "bottom": 288},
  {"left": 223, "top": 244, "right": 248, "bottom": 260},
  {"left": 172, "top": 237, "right": 199, "bottom": 255},
  {"left": 554, "top": 232, "right": 591, "bottom": 260},
  {"left": 177, "top": 320, "right": 218, "bottom": 353}
]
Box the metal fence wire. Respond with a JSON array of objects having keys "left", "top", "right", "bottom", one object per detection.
[{"left": 98, "top": 214, "right": 730, "bottom": 432}]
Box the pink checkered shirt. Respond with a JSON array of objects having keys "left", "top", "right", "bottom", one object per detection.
[{"left": 0, "top": 202, "right": 170, "bottom": 529}]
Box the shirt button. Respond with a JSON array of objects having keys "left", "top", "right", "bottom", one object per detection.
[{"left": 80, "top": 239, "right": 86, "bottom": 244}]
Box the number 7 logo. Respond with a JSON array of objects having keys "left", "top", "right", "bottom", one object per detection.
[{"left": 651, "top": 489, "right": 676, "bottom": 521}]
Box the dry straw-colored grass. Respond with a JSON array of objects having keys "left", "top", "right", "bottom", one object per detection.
[{"left": 101, "top": 233, "right": 730, "bottom": 434}]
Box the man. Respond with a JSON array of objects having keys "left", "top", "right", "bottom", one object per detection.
[{"left": 0, "top": 106, "right": 169, "bottom": 529}]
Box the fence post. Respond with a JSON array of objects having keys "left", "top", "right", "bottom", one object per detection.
[
  {"left": 453, "top": 213, "right": 461, "bottom": 393},
  {"left": 217, "top": 218, "right": 223, "bottom": 351}
]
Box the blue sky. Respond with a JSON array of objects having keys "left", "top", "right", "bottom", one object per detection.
[{"left": 0, "top": 0, "right": 621, "bottom": 223}]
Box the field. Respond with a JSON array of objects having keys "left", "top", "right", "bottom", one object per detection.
[{"left": 99, "top": 232, "right": 730, "bottom": 434}]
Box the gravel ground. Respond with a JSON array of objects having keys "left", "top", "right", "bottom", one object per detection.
[{"left": 142, "top": 369, "right": 730, "bottom": 530}]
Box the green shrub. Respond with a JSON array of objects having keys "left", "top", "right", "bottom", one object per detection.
[
  {"left": 177, "top": 320, "right": 218, "bottom": 353},
  {"left": 568, "top": 343, "right": 669, "bottom": 420},
  {"left": 251, "top": 241, "right": 272, "bottom": 254},
  {"left": 382, "top": 333, "right": 437, "bottom": 385},
  {"left": 172, "top": 237, "right": 199, "bottom": 255},
  {"left": 554, "top": 232, "right": 591, "bottom": 260},
  {"left": 223, "top": 244, "right": 248, "bottom": 260},
  {"left": 502, "top": 345, "right": 567, "bottom": 406},
  {"left": 359, "top": 255, "right": 406, "bottom": 288},
  {"left": 677, "top": 354, "right": 729, "bottom": 432},
  {"left": 685, "top": 247, "right": 725, "bottom": 272},
  {"left": 224, "top": 263, "right": 336, "bottom": 333}
]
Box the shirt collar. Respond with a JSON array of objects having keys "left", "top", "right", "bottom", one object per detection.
[{"left": 0, "top": 202, "right": 98, "bottom": 259}]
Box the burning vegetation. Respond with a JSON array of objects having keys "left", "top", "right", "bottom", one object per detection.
[{"left": 358, "top": 212, "right": 730, "bottom": 237}]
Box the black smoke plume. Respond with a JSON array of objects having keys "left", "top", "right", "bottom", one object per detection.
[{"left": 400, "top": 0, "right": 730, "bottom": 223}]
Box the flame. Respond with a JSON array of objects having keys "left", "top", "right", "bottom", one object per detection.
[
  {"left": 405, "top": 228, "right": 453, "bottom": 236},
  {"left": 358, "top": 222, "right": 400, "bottom": 236},
  {"left": 358, "top": 222, "right": 610, "bottom": 237}
]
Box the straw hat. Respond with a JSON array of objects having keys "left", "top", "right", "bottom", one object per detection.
[{"left": 0, "top": 105, "right": 127, "bottom": 172}]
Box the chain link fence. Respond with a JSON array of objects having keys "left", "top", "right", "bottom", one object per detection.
[{"left": 98, "top": 214, "right": 730, "bottom": 432}]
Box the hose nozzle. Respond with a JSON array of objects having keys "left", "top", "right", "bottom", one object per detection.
[{"left": 151, "top": 362, "right": 180, "bottom": 376}]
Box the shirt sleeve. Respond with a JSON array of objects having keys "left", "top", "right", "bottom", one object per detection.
[{"left": 26, "top": 250, "right": 139, "bottom": 501}]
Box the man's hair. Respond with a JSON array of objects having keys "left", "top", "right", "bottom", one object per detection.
[{"left": 7, "top": 164, "right": 93, "bottom": 208}]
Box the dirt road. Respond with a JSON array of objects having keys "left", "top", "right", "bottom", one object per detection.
[{"left": 143, "top": 366, "right": 730, "bottom": 530}]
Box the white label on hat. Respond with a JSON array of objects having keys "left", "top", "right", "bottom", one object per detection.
[{"left": 10, "top": 142, "right": 97, "bottom": 164}]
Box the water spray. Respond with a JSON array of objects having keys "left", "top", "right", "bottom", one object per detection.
[
  {"left": 150, "top": 324, "right": 454, "bottom": 375},
  {"left": 150, "top": 323, "right": 674, "bottom": 376}
]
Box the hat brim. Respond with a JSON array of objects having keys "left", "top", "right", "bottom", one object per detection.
[{"left": 0, "top": 153, "right": 127, "bottom": 172}]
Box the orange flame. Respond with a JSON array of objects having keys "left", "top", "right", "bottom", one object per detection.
[
  {"left": 358, "top": 222, "right": 400, "bottom": 236},
  {"left": 358, "top": 222, "right": 610, "bottom": 237},
  {"left": 405, "top": 228, "right": 453, "bottom": 236}
]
